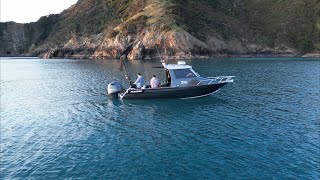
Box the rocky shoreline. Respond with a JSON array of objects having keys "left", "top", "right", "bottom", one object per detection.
[
  {"left": 301, "top": 53, "right": 320, "bottom": 58},
  {"left": 2, "top": 51, "right": 315, "bottom": 60}
]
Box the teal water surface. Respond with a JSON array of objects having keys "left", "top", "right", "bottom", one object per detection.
[{"left": 1, "top": 57, "right": 319, "bottom": 179}]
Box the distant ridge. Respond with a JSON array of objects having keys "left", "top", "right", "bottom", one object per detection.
[{"left": 1, "top": 0, "right": 319, "bottom": 59}]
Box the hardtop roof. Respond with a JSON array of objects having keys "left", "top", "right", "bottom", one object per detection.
[{"left": 164, "top": 64, "right": 192, "bottom": 70}]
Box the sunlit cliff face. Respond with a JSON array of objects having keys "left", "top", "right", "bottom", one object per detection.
[{"left": 1, "top": 0, "right": 318, "bottom": 58}]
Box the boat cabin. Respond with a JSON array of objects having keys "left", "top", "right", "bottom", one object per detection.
[{"left": 163, "top": 61, "right": 203, "bottom": 87}]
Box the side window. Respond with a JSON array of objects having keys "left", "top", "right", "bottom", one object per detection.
[{"left": 173, "top": 69, "right": 196, "bottom": 78}]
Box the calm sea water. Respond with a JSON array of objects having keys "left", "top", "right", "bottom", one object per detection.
[{"left": 1, "top": 57, "right": 319, "bottom": 179}]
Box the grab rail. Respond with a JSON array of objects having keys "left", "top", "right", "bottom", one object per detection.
[{"left": 196, "top": 76, "right": 234, "bottom": 86}]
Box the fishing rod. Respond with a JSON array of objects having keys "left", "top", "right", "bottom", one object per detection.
[
  {"left": 120, "top": 58, "right": 133, "bottom": 85},
  {"left": 155, "top": 44, "right": 167, "bottom": 68},
  {"left": 155, "top": 45, "right": 163, "bottom": 62}
]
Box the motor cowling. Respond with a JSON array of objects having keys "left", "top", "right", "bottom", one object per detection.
[{"left": 107, "top": 81, "right": 123, "bottom": 96}]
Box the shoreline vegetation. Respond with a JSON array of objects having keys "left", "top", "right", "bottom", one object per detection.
[{"left": 1, "top": 0, "right": 319, "bottom": 60}]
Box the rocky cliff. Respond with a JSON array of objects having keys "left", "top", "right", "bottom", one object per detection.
[
  {"left": 1, "top": 0, "right": 319, "bottom": 59},
  {"left": 0, "top": 14, "right": 61, "bottom": 56}
]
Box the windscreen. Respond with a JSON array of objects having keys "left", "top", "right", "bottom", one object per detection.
[{"left": 173, "top": 69, "right": 196, "bottom": 78}]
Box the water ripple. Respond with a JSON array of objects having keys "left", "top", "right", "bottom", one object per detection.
[{"left": 1, "top": 58, "right": 319, "bottom": 179}]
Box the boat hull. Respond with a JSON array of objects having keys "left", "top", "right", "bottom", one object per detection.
[{"left": 120, "top": 83, "right": 227, "bottom": 99}]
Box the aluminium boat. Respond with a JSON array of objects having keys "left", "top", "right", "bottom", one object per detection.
[{"left": 108, "top": 61, "right": 234, "bottom": 99}]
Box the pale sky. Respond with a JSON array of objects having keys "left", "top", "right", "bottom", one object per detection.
[{"left": 1, "top": 0, "right": 78, "bottom": 23}]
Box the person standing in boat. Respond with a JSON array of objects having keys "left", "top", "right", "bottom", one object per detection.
[
  {"left": 150, "top": 75, "right": 159, "bottom": 88},
  {"left": 133, "top": 73, "right": 144, "bottom": 88}
]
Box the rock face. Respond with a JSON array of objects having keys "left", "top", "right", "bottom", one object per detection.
[
  {"left": 0, "top": 14, "right": 61, "bottom": 56},
  {"left": 1, "top": 0, "right": 319, "bottom": 59},
  {"left": 0, "top": 22, "right": 26, "bottom": 55}
]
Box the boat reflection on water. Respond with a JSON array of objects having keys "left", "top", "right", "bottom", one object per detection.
[{"left": 108, "top": 61, "right": 234, "bottom": 99}]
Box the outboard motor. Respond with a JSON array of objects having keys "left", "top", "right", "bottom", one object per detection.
[{"left": 107, "top": 81, "right": 123, "bottom": 97}]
